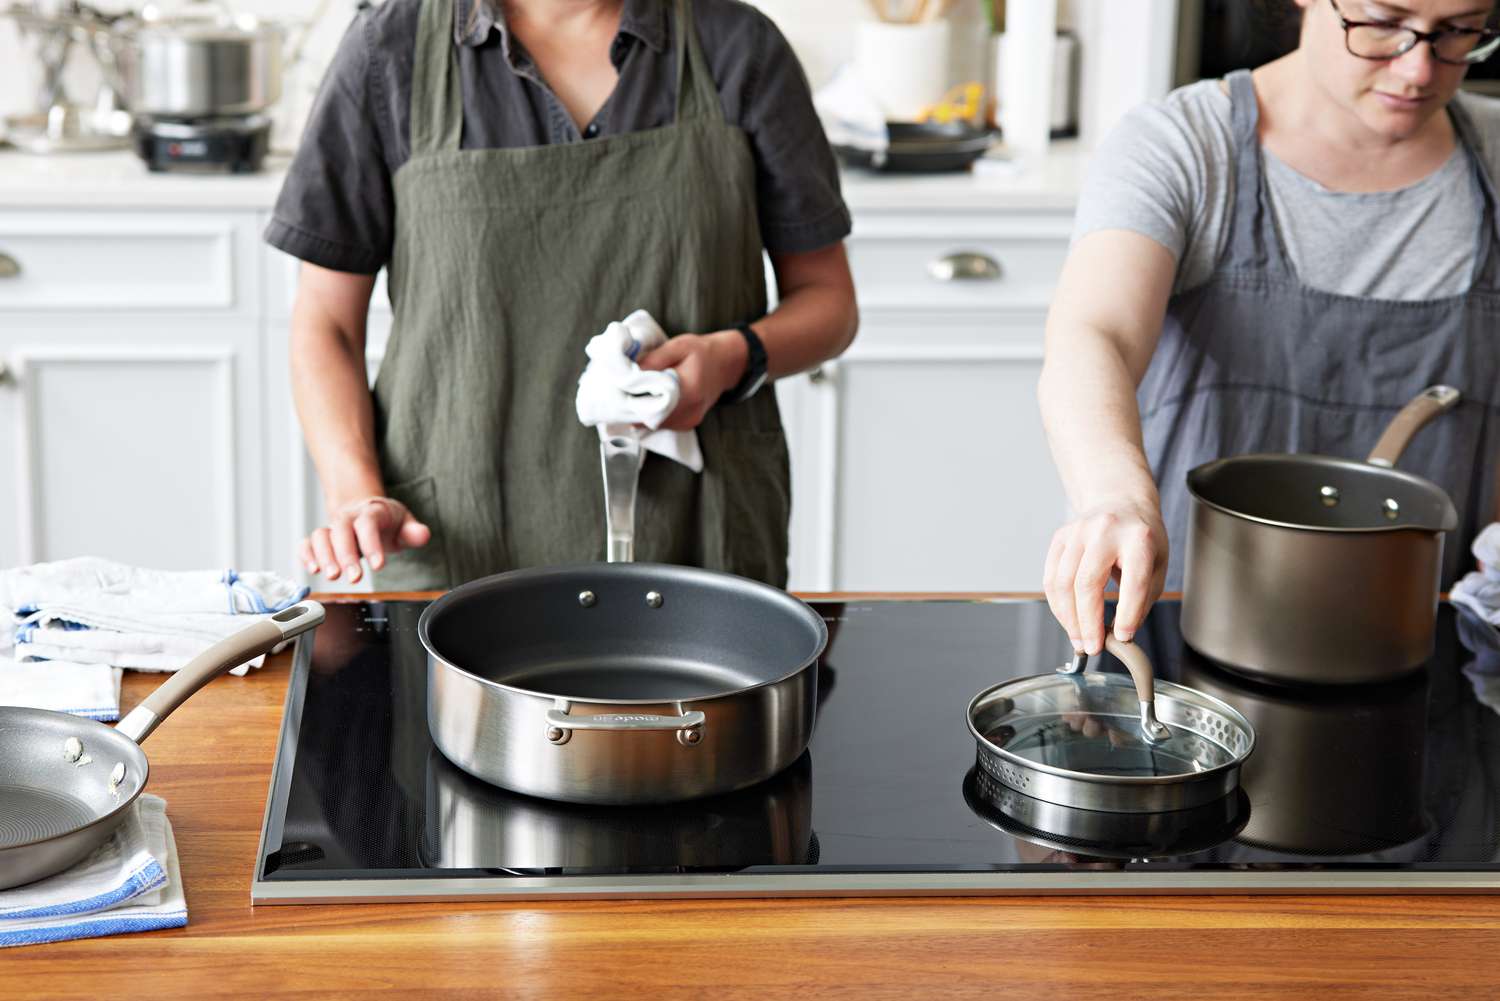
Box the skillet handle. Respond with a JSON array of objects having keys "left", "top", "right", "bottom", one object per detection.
[
  {"left": 545, "top": 706, "right": 706, "bottom": 747},
  {"left": 1367, "top": 385, "right": 1461, "bottom": 468},
  {"left": 601, "top": 429, "right": 644, "bottom": 563},
  {"left": 115, "top": 602, "right": 325, "bottom": 745}
]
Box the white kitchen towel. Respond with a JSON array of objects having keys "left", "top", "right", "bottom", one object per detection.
[
  {"left": 0, "top": 660, "right": 122, "bottom": 720},
  {"left": 575, "top": 309, "right": 704, "bottom": 472},
  {"left": 1, "top": 558, "right": 309, "bottom": 678},
  {"left": 0, "top": 794, "right": 187, "bottom": 948},
  {"left": 813, "top": 63, "right": 889, "bottom": 158},
  {"left": 1451, "top": 523, "right": 1500, "bottom": 626}
]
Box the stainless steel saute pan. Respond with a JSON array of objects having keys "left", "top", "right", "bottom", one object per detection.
[
  {"left": 420, "top": 430, "right": 827, "bottom": 805},
  {"left": 0, "top": 602, "right": 324, "bottom": 890},
  {"left": 1183, "top": 385, "right": 1461, "bottom": 685}
]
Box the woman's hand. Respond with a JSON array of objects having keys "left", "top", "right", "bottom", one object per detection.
[
  {"left": 1043, "top": 500, "right": 1168, "bottom": 656},
  {"left": 299, "top": 496, "right": 432, "bottom": 583},
  {"left": 637, "top": 330, "right": 748, "bottom": 431}
]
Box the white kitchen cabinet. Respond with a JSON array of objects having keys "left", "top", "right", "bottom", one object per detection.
[{"left": 0, "top": 207, "right": 268, "bottom": 572}]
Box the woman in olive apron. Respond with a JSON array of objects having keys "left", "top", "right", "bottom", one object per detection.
[
  {"left": 1038, "top": 0, "right": 1500, "bottom": 655},
  {"left": 269, "top": 0, "right": 857, "bottom": 590}
]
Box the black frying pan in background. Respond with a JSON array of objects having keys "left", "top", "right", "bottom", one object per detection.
[{"left": 834, "top": 121, "right": 997, "bottom": 173}]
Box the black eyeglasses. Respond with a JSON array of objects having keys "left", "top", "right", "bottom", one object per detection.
[{"left": 1329, "top": 0, "right": 1500, "bottom": 64}]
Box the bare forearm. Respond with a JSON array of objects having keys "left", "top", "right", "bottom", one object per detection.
[
  {"left": 756, "top": 278, "right": 859, "bottom": 378},
  {"left": 1038, "top": 324, "right": 1159, "bottom": 516},
  {"left": 289, "top": 305, "right": 384, "bottom": 510}
]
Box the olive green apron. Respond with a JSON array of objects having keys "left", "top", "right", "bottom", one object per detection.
[{"left": 373, "top": 0, "right": 790, "bottom": 590}]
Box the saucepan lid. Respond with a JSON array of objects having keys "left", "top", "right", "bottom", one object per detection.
[{"left": 966, "top": 637, "right": 1256, "bottom": 813}]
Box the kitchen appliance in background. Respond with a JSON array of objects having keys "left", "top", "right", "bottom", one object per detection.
[
  {"left": 106, "top": 1, "right": 291, "bottom": 173},
  {"left": 991, "top": 29, "right": 1080, "bottom": 141},
  {"left": 0, "top": 0, "right": 132, "bottom": 153}
]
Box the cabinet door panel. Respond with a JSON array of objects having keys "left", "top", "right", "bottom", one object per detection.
[
  {"left": 828, "top": 349, "right": 1064, "bottom": 591},
  {"left": 14, "top": 348, "right": 238, "bottom": 569}
]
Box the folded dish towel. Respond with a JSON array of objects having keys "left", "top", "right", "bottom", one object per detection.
[
  {"left": 575, "top": 309, "right": 704, "bottom": 472},
  {"left": 1451, "top": 523, "right": 1500, "bottom": 628},
  {"left": 813, "top": 63, "right": 890, "bottom": 158},
  {"left": 0, "top": 794, "right": 186, "bottom": 949},
  {"left": 0, "top": 559, "right": 309, "bottom": 718},
  {"left": 0, "top": 660, "right": 122, "bottom": 721}
]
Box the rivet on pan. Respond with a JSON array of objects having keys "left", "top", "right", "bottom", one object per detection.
[
  {"left": 1320, "top": 486, "right": 1340, "bottom": 507},
  {"left": 578, "top": 591, "right": 596, "bottom": 608},
  {"left": 645, "top": 591, "right": 663, "bottom": 609},
  {"left": 677, "top": 728, "right": 702, "bottom": 747},
  {"left": 546, "top": 726, "right": 571, "bottom": 745},
  {"left": 1383, "top": 498, "right": 1401, "bottom": 520}
]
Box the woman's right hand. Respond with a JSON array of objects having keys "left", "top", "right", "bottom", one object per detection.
[
  {"left": 299, "top": 496, "right": 432, "bottom": 584},
  {"left": 1043, "top": 500, "right": 1168, "bottom": 656}
]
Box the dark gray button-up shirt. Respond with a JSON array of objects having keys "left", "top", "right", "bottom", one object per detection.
[{"left": 265, "top": 0, "right": 851, "bottom": 274}]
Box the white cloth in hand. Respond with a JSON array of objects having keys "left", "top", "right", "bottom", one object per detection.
[
  {"left": 575, "top": 309, "right": 703, "bottom": 472},
  {"left": 1452, "top": 523, "right": 1500, "bottom": 627},
  {"left": 0, "top": 794, "right": 186, "bottom": 948}
]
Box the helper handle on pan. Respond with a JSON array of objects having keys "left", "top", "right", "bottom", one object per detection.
[
  {"left": 546, "top": 702, "right": 706, "bottom": 747},
  {"left": 1060, "top": 636, "right": 1171, "bottom": 744},
  {"left": 602, "top": 429, "right": 644, "bottom": 563},
  {"left": 1367, "top": 385, "right": 1461, "bottom": 468},
  {"left": 114, "top": 602, "right": 326, "bottom": 744}
]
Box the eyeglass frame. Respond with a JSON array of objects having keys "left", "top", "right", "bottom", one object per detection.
[{"left": 1327, "top": 0, "right": 1500, "bottom": 65}]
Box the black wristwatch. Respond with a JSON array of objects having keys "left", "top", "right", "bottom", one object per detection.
[{"left": 719, "top": 321, "right": 768, "bottom": 406}]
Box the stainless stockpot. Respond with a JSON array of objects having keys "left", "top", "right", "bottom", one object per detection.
[
  {"left": 1182, "top": 386, "right": 1461, "bottom": 685},
  {"left": 107, "top": 3, "right": 286, "bottom": 119}
]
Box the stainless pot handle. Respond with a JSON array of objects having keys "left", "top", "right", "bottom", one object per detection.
[
  {"left": 1057, "top": 635, "right": 1170, "bottom": 744},
  {"left": 601, "top": 429, "right": 644, "bottom": 563},
  {"left": 1367, "top": 385, "right": 1461, "bottom": 468},
  {"left": 545, "top": 705, "right": 706, "bottom": 747}
]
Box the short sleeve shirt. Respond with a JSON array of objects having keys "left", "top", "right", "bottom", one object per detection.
[{"left": 264, "top": 0, "right": 852, "bottom": 274}]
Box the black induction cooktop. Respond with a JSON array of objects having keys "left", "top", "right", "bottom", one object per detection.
[{"left": 252, "top": 598, "right": 1500, "bottom": 902}]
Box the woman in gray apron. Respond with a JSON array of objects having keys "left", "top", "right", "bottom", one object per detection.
[
  {"left": 1039, "top": 0, "right": 1500, "bottom": 655},
  {"left": 267, "top": 0, "right": 857, "bottom": 590}
]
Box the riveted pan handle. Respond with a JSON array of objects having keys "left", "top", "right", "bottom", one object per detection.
[
  {"left": 115, "top": 602, "right": 325, "bottom": 744},
  {"left": 1058, "top": 634, "right": 1170, "bottom": 744},
  {"left": 1367, "top": 385, "right": 1461, "bottom": 468},
  {"left": 546, "top": 703, "right": 706, "bottom": 747}
]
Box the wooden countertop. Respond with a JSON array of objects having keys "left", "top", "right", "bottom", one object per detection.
[{"left": 10, "top": 592, "right": 1500, "bottom": 999}]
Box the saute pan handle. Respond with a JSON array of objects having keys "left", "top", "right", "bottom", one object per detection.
[
  {"left": 1060, "top": 635, "right": 1170, "bottom": 744},
  {"left": 1367, "top": 385, "right": 1461, "bottom": 468},
  {"left": 601, "top": 429, "right": 644, "bottom": 563},
  {"left": 115, "top": 602, "right": 325, "bottom": 744},
  {"left": 545, "top": 705, "right": 706, "bottom": 746}
]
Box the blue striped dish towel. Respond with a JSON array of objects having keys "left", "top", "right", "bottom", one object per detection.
[
  {"left": 0, "top": 795, "right": 186, "bottom": 948},
  {"left": 0, "top": 661, "right": 122, "bottom": 721},
  {"left": 0, "top": 560, "right": 309, "bottom": 709}
]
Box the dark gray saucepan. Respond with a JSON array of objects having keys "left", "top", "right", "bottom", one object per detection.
[
  {"left": 1182, "top": 385, "right": 1461, "bottom": 685},
  {"left": 0, "top": 602, "right": 325, "bottom": 890}
]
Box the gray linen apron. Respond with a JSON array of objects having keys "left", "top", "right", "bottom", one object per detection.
[
  {"left": 1141, "top": 69, "right": 1500, "bottom": 590},
  {"left": 372, "top": 0, "right": 790, "bottom": 590}
]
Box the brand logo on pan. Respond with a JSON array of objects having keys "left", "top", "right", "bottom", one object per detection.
[{"left": 600, "top": 715, "right": 656, "bottom": 722}]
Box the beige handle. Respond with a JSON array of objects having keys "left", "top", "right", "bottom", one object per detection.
[
  {"left": 1367, "top": 385, "right": 1461, "bottom": 468},
  {"left": 115, "top": 602, "right": 325, "bottom": 744},
  {"left": 1102, "top": 636, "right": 1171, "bottom": 744}
]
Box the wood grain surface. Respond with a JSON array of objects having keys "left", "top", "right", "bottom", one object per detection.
[{"left": 6, "top": 593, "right": 1500, "bottom": 1000}]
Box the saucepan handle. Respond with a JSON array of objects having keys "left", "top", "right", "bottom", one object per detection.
[
  {"left": 1059, "top": 634, "right": 1171, "bottom": 744},
  {"left": 1367, "top": 385, "right": 1461, "bottom": 468},
  {"left": 115, "top": 601, "right": 325, "bottom": 744}
]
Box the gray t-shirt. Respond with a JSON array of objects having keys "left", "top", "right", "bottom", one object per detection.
[{"left": 1074, "top": 79, "right": 1500, "bottom": 300}]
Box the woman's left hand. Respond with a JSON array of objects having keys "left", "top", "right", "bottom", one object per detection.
[{"left": 637, "top": 330, "right": 749, "bottom": 431}]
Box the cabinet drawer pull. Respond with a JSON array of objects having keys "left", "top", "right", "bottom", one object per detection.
[
  {"left": 0, "top": 253, "right": 19, "bottom": 279},
  {"left": 928, "top": 252, "right": 1002, "bottom": 282}
]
